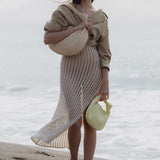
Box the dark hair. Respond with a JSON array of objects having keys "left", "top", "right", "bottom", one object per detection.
[
  {"left": 72, "top": 0, "right": 94, "bottom": 4},
  {"left": 56, "top": 0, "right": 94, "bottom": 5}
]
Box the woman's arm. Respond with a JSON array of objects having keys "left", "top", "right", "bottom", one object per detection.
[
  {"left": 95, "top": 67, "right": 109, "bottom": 100},
  {"left": 44, "top": 25, "right": 80, "bottom": 44},
  {"left": 44, "top": 18, "right": 92, "bottom": 45},
  {"left": 96, "top": 14, "right": 111, "bottom": 101},
  {"left": 97, "top": 67, "right": 109, "bottom": 101},
  {"left": 102, "top": 67, "right": 109, "bottom": 82}
]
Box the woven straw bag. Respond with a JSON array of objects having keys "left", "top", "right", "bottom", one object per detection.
[
  {"left": 85, "top": 95, "right": 112, "bottom": 130},
  {"left": 48, "top": 3, "right": 89, "bottom": 56}
]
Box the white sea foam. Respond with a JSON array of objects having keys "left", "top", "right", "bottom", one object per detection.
[{"left": 0, "top": 84, "right": 160, "bottom": 159}]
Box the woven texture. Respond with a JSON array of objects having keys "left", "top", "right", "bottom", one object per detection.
[
  {"left": 31, "top": 44, "right": 103, "bottom": 148},
  {"left": 48, "top": 27, "right": 88, "bottom": 56},
  {"left": 43, "top": 2, "right": 112, "bottom": 70},
  {"left": 48, "top": 3, "right": 90, "bottom": 56},
  {"left": 31, "top": 2, "right": 112, "bottom": 149}
]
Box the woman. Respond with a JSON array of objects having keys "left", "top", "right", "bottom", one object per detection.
[{"left": 31, "top": 0, "right": 112, "bottom": 160}]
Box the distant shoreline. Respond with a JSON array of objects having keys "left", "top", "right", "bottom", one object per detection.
[{"left": 0, "top": 141, "right": 106, "bottom": 160}]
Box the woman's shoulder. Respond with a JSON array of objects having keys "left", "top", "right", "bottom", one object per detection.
[
  {"left": 57, "top": 3, "right": 71, "bottom": 10},
  {"left": 52, "top": 2, "right": 74, "bottom": 17}
]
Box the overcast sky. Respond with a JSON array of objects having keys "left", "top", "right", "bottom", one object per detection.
[
  {"left": 0, "top": 0, "right": 159, "bottom": 44},
  {"left": 0, "top": 0, "right": 159, "bottom": 21},
  {"left": 0, "top": 0, "right": 159, "bottom": 85}
]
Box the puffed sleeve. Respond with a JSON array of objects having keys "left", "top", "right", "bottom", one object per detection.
[
  {"left": 97, "top": 13, "right": 112, "bottom": 71},
  {"left": 44, "top": 5, "right": 69, "bottom": 36}
]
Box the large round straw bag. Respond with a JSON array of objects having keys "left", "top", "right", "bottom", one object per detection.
[
  {"left": 48, "top": 3, "right": 89, "bottom": 56},
  {"left": 85, "top": 95, "right": 112, "bottom": 130}
]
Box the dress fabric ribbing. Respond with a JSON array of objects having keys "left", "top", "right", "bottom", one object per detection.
[{"left": 31, "top": 44, "right": 103, "bottom": 148}]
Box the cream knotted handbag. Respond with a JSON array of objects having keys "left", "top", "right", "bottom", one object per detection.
[
  {"left": 85, "top": 95, "right": 112, "bottom": 130},
  {"left": 48, "top": 3, "right": 89, "bottom": 56}
]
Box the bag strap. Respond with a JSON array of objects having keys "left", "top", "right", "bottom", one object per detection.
[
  {"left": 103, "top": 12, "right": 108, "bottom": 19},
  {"left": 91, "top": 95, "right": 112, "bottom": 112},
  {"left": 104, "top": 99, "right": 112, "bottom": 112}
]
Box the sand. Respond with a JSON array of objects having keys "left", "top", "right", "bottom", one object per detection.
[{"left": 0, "top": 141, "right": 106, "bottom": 160}]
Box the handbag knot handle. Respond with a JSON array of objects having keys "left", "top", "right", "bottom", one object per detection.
[{"left": 91, "top": 95, "right": 112, "bottom": 112}]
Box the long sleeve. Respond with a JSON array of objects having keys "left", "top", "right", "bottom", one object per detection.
[
  {"left": 97, "top": 14, "right": 112, "bottom": 71},
  {"left": 44, "top": 5, "right": 69, "bottom": 36}
]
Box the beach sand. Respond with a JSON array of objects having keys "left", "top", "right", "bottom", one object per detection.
[{"left": 0, "top": 141, "right": 106, "bottom": 160}]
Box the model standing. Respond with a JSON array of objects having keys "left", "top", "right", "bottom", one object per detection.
[{"left": 31, "top": 0, "right": 112, "bottom": 160}]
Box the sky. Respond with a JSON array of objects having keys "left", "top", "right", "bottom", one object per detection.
[
  {"left": 0, "top": 0, "right": 160, "bottom": 44},
  {"left": 0, "top": 0, "right": 159, "bottom": 85}
]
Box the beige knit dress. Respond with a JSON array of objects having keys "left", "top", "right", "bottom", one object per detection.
[{"left": 31, "top": 2, "right": 112, "bottom": 149}]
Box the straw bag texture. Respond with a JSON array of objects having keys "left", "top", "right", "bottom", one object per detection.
[
  {"left": 85, "top": 95, "right": 112, "bottom": 130},
  {"left": 48, "top": 3, "right": 89, "bottom": 56}
]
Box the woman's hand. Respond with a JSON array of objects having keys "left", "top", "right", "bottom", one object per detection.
[
  {"left": 97, "top": 80, "right": 109, "bottom": 101},
  {"left": 76, "top": 18, "right": 92, "bottom": 31},
  {"left": 96, "top": 68, "right": 109, "bottom": 101}
]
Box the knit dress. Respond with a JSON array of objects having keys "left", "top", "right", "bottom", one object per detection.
[{"left": 31, "top": 2, "right": 112, "bottom": 149}]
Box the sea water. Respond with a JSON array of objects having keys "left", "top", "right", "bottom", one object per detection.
[
  {"left": 0, "top": 1, "right": 160, "bottom": 160},
  {"left": 0, "top": 41, "right": 160, "bottom": 160}
]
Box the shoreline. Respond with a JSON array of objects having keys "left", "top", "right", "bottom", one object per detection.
[{"left": 0, "top": 141, "right": 107, "bottom": 160}]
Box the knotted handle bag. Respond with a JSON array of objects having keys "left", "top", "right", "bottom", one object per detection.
[
  {"left": 85, "top": 95, "right": 112, "bottom": 130},
  {"left": 48, "top": 3, "right": 89, "bottom": 56}
]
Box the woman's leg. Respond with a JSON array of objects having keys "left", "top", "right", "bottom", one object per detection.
[
  {"left": 83, "top": 108, "right": 97, "bottom": 160},
  {"left": 68, "top": 116, "right": 82, "bottom": 160}
]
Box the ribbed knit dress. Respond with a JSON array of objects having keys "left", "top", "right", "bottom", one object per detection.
[{"left": 31, "top": 2, "right": 112, "bottom": 149}]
